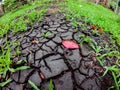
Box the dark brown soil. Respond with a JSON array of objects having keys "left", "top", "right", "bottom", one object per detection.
[{"left": 0, "top": 12, "right": 118, "bottom": 90}]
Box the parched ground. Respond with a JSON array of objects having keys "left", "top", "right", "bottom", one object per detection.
[{"left": 0, "top": 8, "right": 118, "bottom": 90}]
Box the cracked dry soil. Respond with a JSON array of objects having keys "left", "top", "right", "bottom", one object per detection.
[{"left": 0, "top": 12, "right": 117, "bottom": 90}]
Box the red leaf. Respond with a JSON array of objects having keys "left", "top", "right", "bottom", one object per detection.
[{"left": 62, "top": 40, "right": 79, "bottom": 49}]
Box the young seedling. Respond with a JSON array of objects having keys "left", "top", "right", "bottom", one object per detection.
[
  {"left": 77, "top": 34, "right": 102, "bottom": 54},
  {"left": 41, "top": 32, "right": 54, "bottom": 38},
  {"left": 103, "top": 65, "right": 120, "bottom": 90},
  {"left": 49, "top": 79, "right": 53, "bottom": 90}
]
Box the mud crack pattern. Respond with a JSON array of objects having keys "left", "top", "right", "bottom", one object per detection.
[{"left": 0, "top": 13, "right": 114, "bottom": 90}]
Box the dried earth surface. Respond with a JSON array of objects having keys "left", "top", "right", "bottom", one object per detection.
[{"left": 0, "top": 11, "right": 118, "bottom": 90}]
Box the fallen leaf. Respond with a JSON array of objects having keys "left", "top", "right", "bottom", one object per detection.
[
  {"left": 98, "top": 28, "right": 104, "bottom": 33},
  {"left": 62, "top": 40, "right": 79, "bottom": 49},
  {"left": 90, "top": 25, "right": 97, "bottom": 30}
]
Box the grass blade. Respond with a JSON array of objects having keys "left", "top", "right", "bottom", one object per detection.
[
  {"left": 9, "top": 66, "right": 30, "bottom": 72},
  {"left": 112, "top": 71, "right": 119, "bottom": 90},
  {"left": 49, "top": 79, "right": 53, "bottom": 90},
  {"left": 28, "top": 80, "right": 40, "bottom": 90},
  {"left": 0, "top": 78, "right": 12, "bottom": 87}
]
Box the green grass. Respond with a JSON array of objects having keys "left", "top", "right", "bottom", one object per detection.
[
  {"left": 0, "top": 44, "right": 30, "bottom": 78},
  {"left": 0, "top": 0, "right": 120, "bottom": 89},
  {"left": 103, "top": 65, "right": 120, "bottom": 90},
  {"left": 0, "top": 44, "right": 11, "bottom": 76},
  {"left": 67, "top": 1, "right": 120, "bottom": 89},
  {"left": 0, "top": 0, "right": 54, "bottom": 86},
  {"left": 76, "top": 33, "right": 120, "bottom": 90},
  {"left": 0, "top": 78, "right": 12, "bottom": 87},
  {"left": 49, "top": 79, "right": 53, "bottom": 90},
  {"left": 64, "top": 0, "right": 120, "bottom": 45},
  {"left": 0, "top": 0, "right": 54, "bottom": 37},
  {"left": 28, "top": 80, "right": 40, "bottom": 90},
  {"left": 4, "top": 0, "right": 54, "bottom": 13}
]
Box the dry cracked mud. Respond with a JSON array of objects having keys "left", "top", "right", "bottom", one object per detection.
[{"left": 0, "top": 12, "right": 117, "bottom": 90}]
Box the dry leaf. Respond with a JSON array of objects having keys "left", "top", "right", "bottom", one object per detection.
[
  {"left": 32, "top": 38, "right": 39, "bottom": 44},
  {"left": 90, "top": 25, "right": 97, "bottom": 30},
  {"left": 98, "top": 28, "right": 104, "bottom": 33}
]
